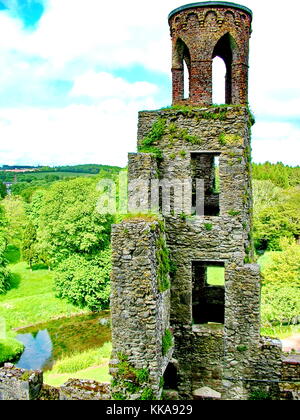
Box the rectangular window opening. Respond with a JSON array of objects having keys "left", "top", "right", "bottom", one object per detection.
[
  {"left": 192, "top": 261, "right": 225, "bottom": 325},
  {"left": 191, "top": 153, "right": 220, "bottom": 216}
]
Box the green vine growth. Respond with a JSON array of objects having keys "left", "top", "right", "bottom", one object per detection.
[
  {"left": 162, "top": 329, "right": 174, "bottom": 356},
  {"left": 138, "top": 118, "right": 167, "bottom": 159},
  {"left": 156, "top": 233, "right": 171, "bottom": 293},
  {"left": 112, "top": 353, "right": 154, "bottom": 400}
]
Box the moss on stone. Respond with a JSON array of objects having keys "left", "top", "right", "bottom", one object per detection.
[
  {"left": 141, "top": 118, "right": 167, "bottom": 147},
  {"left": 20, "top": 371, "right": 32, "bottom": 381},
  {"left": 162, "top": 329, "right": 173, "bottom": 356},
  {"left": 121, "top": 213, "right": 159, "bottom": 223},
  {"left": 139, "top": 387, "right": 155, "bottom": 400},
  {"left": 112, "top": 354, "right": 152, "bottom": 400},
  {"left": 138, "top": 118, "right": 167, "bottom": 160},
  {"left": 156, "top": 233, "right": 171, "bottom": 293},
  {"left": 228, "top": 210, "right": 241, "bottom": 217},
  {"left": 138, "top": 146, "right": 163, "bottom": 160},
  {"left": 159, "top": 376, "right": 165, "bottom": 389},
  {"left": 236, "top": 345, "right": 248, "bottom": 352},
  {"left": 219, "top": 133, "right": 243, "bottom": 146}
]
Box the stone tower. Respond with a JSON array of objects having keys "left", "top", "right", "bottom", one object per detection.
[{"left": 110, "top": 2, "right": 282, "bottom": 401}]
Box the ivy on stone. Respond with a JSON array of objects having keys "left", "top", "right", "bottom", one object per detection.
[
  {"left": 156, "top": 233, "right": 171, "bottom": 293},
  {"left": 162, "top": 329, "right": 173, "bottom": 356}
]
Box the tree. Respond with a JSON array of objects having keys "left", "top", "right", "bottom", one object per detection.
[
  {"left": 0, "top": 206, "right": 11, "bottom": 294},
  {"left": 54, "top": 249, "right": 111, "bottom": 311},
  {"left": 2, "top": 196, "right": 27, "bottom": 250},
  {"left": 22, "top": 221, "right": 38, "bottom": 269},
  {"left": 252, "top": 162, "right": 300, "bottom": 188},
  {"left": 33, "top": 177, "right": 114, "bottom": 266},
  {"left": 253, "top": 184, "right": 300, "bottom": 251},
  {"left": 261, "top": 239, "right": 300, "bottom": 326},
  {"left": 262, "top": 239, "right": 300, "bottom": 288},
  {"left": 0, "top": 182, "right": 7, "bottom": 199}
]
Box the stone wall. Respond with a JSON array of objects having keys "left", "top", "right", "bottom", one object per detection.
[
  {"left": 280, "top": 355, "right": 300, "bottom": 400},
  {"left": 0, "top": 364, "right": 111, "bottom": 400},
  {"left": 0, "top": 364, "right": 43, "bottom": 400},
  {"left": 110, "top": 219, "right": 172, "bottom": 400}
]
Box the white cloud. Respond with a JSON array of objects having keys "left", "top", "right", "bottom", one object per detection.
[
  {"left": 252, "top": 121, "right": 300, "bottom": 166},
  {"left": 0, "top": 0, "right": 300, "bottom": 166},
  {"left": 0, "top": 95, "right": 158, "bottom": 167},
  {"left": 71, "top": 72, "right": 158, "bottom": 99}
]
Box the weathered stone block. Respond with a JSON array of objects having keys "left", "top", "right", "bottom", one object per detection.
[
  {"left": 59, "top": 379, "right": 111, "bottom": 401},
  {"left": 0, "top": 365, "right": 43, "bottom": 400}
]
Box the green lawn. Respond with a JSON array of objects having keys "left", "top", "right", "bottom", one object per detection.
[
  {"left": 44, "top": 364, "right": 111, "bottom": 387},
  {"left": 261, "top": 324, "right": 300, "bottom": 340},
  {"left": 0, "top": 258, "right": 111, "bottom": 385},
  {"left": 44, "top": 343, "right": 112, "bottom": 387},
  {"left": 0, "top": 261, "right": 87, "bottom": 337},
  {"left": 207, "top": 266, "right": 225, "bottom": 286}
]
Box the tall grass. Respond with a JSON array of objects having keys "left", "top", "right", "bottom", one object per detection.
[
  {"left": 0, "top": 338, "right": 24, "bottom": 363},
  {"left": 43, "top": 342, "right": 112, "bottom": 387},
  {"left": 50, "top": 342, "right": 112, "bottom": 374}
]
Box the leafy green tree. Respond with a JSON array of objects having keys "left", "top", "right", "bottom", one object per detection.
[
  {"left": 0, "top": 182, "right": 7, "bottom": 199},
  {"left": 253, "top": 184, "right": 300, "bottom": 251},
  {"left": 22, "top": 221, "right": 38, "bottom": 269},
  {"left": 262, "top": 239, "right": 300, "bottom": 287},
  {"left": 54, "top": 249, "right": 111, "bottom": 311},
  {"left": 261, "top": 286, "right": 300, "bottom": 326},
  {"left": 253, "top": 162, "right": 300, "bottom": 188},
  {"left": 261, "top": 239, "right": 300, "bottom": 326},
  {"left": 34, "top": 177, "right": 114, "bottom": 266},
  {"left": 2, "top": 196, "right": 27, "bottom": 249},
  {"left": 0, "top": 206, "right": 11, "bottom": 294}
]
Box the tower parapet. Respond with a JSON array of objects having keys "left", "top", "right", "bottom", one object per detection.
[{"left": 169, "top": 1, "right": 252, "bottom": 106}]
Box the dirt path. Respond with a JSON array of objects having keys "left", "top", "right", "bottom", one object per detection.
[{"left": 281, "top": 334, "right": 300, "bottom": 352}]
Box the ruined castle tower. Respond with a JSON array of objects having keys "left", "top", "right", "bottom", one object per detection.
[{"left": 110, "top": 2, "right": 282, "bottom": 400}]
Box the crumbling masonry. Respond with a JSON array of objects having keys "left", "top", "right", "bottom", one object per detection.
[{"left": 109, "top": 2, "right": 292, "bottom": 401}]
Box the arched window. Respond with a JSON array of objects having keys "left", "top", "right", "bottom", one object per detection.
[
  {"left": 183, "top": 60, "right": 190, "bottom": 99},
  {"left": 212, "top": 56, "right": 226, "bottom": 104},
  {"left": 212, "top": 33, "right": 236, "bottom": 104},
  {"left": 173, "top": 38, "right": 191, "bottom": 101}
]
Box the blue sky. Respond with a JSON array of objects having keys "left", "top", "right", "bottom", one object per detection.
[
  {"left": 0, "top": 0, "right": 299, "bottom": 167},
  {"left": 0, "top": 0, "right": 45, "bottom": 27}
]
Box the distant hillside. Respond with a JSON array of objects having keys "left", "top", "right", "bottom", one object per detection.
[
  {"left": 0, "top": 164, "right": 123, "bottom": 183},
  {"left": 252, "top": 162, "right": 300, "bottom": 188}
]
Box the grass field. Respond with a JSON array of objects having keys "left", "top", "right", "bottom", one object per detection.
[
  {"left": 44, "top": 364, "right": 111, "bottom": 387},
  {"left": 261, "top": 324, "right": 300, "bottom": 339},
  {"left": 0, "top": 261, "right": 87, "bottom": 337},
  {"left": 44, "top": 343, "right": 112, "bottom": 387}
]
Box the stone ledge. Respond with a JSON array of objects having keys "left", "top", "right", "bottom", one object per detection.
[
  {"left": 60, "top": 379, "right": 111, "bottom": 401},
  {"left": 193, "top": 386, "right": 221, "bottom": 400}
]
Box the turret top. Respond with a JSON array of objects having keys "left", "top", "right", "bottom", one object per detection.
[{"left": 168, "top": 1, "right": 253, "bottom": 21}]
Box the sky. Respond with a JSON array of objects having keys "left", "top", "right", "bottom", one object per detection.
[{"left": 0, "top": 0, "right": 299, "bottom": 168}]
